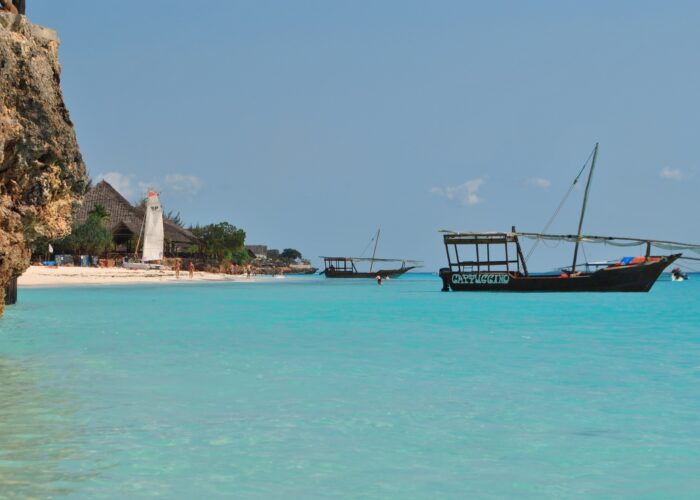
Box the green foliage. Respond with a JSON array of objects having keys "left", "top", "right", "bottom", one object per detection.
[
  {"left": 54, "top": 210, "right": 113, "bottom": 255},
  {"left": 280, "top": 248, "right": 302, "bottom": 263},
  {"left": 165, "top": 210, "right": 184, "bottom": 228},
  {"left": 190, "top": 222, "right": 246, "bottom": 262},
  {"left": 90, "top": 203, "right": 109, "bottom": 221},
  {"left": 230, "top": 247, "right": 250, "bottom": 265}
]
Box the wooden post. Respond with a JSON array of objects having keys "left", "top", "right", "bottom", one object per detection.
[
  {"left": 505, "top": 240, "right": 510, "bottom": 273},
  {"left": 444, "top": 239, "right": 452, "bottom": 269},
  {"left": 4, "top": 277, "right": 18, "bottom": 305},
  {"left": 475, "top": 243, "right": 480, "bottom": 273},
  {"left": 513, "top": 226, "right": 528, "bottom": 276}
]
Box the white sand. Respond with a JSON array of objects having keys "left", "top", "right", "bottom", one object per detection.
[{"left": 18, "top": 265, "right": 257, "bottom": 287}]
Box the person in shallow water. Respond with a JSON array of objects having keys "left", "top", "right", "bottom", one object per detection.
[{"left": 376, "top": 275, "right": 382, "bottom": 285}]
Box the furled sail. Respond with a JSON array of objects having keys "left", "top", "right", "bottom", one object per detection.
[
  {"left": 516, "top": 232, "right": 700, "bottom": 255},
  {"left": 141, "top": 191, "right": 164, "bottom": 262}
]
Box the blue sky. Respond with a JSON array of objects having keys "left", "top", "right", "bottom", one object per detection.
[{"left": 32, "top": 1, "right": 699, "bottom": 270}]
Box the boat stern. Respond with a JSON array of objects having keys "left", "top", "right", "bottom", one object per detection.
[{"left": 439, "top": 268, "right": 451, "bottom": 291}]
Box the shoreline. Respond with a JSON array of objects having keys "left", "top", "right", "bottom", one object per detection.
[{"left": 17, "top": 265, "right": 272, "bottom": 288}]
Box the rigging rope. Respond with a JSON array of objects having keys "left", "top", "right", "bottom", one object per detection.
[
  {"left": 525, "top": 147, "right": 596, "bottom": 262},
  {"left": 358, "top": 234, "right": 376, "bottom": 258}
]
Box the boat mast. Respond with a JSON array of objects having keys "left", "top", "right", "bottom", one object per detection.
[
  {"left": 134, "top": 213, "right": 146, "bottom": 259},
  {"left": 369, "top": 228, "right": 381, "bottom": 273},
  {"left": 571, "top": 143, "right": 599, "bottom": 274}
]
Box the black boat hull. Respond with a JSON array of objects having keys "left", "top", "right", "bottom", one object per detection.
[
  {"left": 324, "top": 267, "right": 415, "bottom": 279},
  {"left": 440, "top": 255, "right": 679, "bottom": 292}
]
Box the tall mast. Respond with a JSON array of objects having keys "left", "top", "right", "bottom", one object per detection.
[
  {"left": 369, "top": 228, "right": 381, "bottom": 273},
  {"left": 571, "top": 143, "right": 599, "bottom": 274},
  {"left": 134, "top": 213, "right": 146, "bottom": 259}
]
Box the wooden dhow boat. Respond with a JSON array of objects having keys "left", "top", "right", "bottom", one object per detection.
[
  {"left": 439, "top": 230, "right": 688, "bottom": 292},
  {"left": 321, "top": 229, "right": 421, "bottom": 278},
  {"left": 321, "top": 256, "right": 419, "bottom": 278},
  {"left": 439, "top": 144, "right": 698, "bottom": 292}
]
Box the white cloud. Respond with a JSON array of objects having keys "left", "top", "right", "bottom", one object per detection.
[
  {"left": 96, "top": 171, "right": 204, "bottom": 200},
  {"left": 525, "top": 177, "right": 551, "bottom": 189},
  {"left": 431, "top": 178, "right": 485, "bottom": 206},
  {"left": 165, "top": 174, "right": 204, "bottom": 194},
  {"left": 660, "top": 167, "right": 683, "bottom": 180},
  {"left": 97, "top": 172, "right": 136, "bottom": 199}
]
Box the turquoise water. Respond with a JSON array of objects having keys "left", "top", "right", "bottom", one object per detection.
[{"left": 1, "top": 275, "right": 700, "bottom": 498}]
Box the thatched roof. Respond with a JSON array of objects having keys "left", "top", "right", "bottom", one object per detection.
[
  {"left": 75, "top": 180, "right": 198, "bottom": 244},
  {"left": 245, "top": 245, "right": 268, "bottom": 257}
]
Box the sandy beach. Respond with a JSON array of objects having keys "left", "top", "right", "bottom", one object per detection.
[{"left": 18, "top": 265, "right": 257, "bottom": 287}]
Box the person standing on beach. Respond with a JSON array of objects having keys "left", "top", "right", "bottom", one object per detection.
[
  {"left": 188, "top": 261, "right": 195, "bottom": 279},
  {"left": 174, "top": 260, "right": 181, "bottom": 279}
]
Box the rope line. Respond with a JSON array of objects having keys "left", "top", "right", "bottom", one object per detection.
[
  {"left": 525, "top": 147, "right": 596, "bottom": 262},
  {"left": 358, "top": 235, "right": 376, "bottom": 258}
]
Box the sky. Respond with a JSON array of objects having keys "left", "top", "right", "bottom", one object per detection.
[{"left": 31, "top": 1, "right": 700, "bottom": 271}]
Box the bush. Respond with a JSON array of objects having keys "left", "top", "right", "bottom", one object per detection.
[
  {"left": 190, "top": 222, "right": 247, "bottom": 262},
  {"left": 280, "top": 248, "right": 302, "bottom": 263},
  {"left": 54, "top": 211, "right": 113, "bottom": 255}
]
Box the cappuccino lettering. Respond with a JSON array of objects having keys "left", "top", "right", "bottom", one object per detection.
[{"left": 451, "top": 273, "right": 510, "bottom": 285}]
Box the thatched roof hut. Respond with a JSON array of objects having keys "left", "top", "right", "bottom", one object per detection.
[
  {"left": 74, "top": 180, "right": 198, "bottom": 253},
  {"left": 245, "top": 245, "right": 268, "bottom": 260}
]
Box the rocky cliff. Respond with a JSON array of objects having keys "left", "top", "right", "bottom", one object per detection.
[{"left": 0, "top": 12, "right": 86, "bottom": 315}]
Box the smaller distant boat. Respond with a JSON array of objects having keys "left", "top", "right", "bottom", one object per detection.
[
  {"left": 321, "top": 229, "right": 421, "bottom": 278},
  {"left": 671, "top": 267, "right": 688, "bottom": 281},
  {"left": 123, "top": 191, "right": 169, "bottom": 270}
]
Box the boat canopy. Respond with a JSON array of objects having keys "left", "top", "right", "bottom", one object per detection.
[
  {"left": 440, "top": 231, "right": 520, "bottom": 245},
  {"left": 516, "top": 232, "right": 700, "bottom": 255},
  {"left": 441, "top": 230, "right": 700, "bottom": 255}
]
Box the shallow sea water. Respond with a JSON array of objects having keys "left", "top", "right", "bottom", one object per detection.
[{"left": 1, "top": 274, "right": 699, "bottom": 498}]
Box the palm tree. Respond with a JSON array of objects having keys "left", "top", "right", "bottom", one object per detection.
[{"left": 89, "top": 203, "right": 109, "bottom": 222}]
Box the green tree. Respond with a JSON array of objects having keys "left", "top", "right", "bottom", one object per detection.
[
  {"left": 91, "top": 203, "right": 109, "bottom": 222},
  {"left": 164, "top": 210, "right": 184, "bottom": 228},
  {"left": 230, "top": 247, "right": 250, "bottom": 265},
  {"left": 55, "top": 208, "right": 113, "bottom": 255},
  {"left": 189, "top": 222, "right": 246, "bottom": 262},
  {"left": 280, "top": 248, "right": 302, "bottom": 263}
]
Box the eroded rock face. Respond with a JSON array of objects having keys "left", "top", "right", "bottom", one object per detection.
[{"left": 0, "top": 13, "right": 86, "bottom": 314}]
